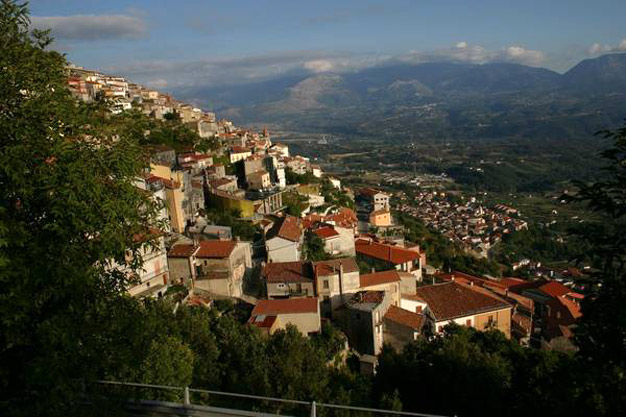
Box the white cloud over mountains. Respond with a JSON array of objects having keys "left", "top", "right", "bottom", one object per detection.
[
  {"left": 400, "top": 42, "right": 545, "bottom": 66},
  {"left": 108, "top": 42, "right": 547, "bottom": 89},
  {"left": 31, "top": 14, "right": 146, "bottom": 40},
  {"left": 588, "top": 38, "right": 626, "bottom": 55}
]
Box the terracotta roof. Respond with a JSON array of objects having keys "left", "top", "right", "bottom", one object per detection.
[
  {"left": 302, "top": 214, "right": 323, "bottom": 229},
  {"left": 355, "top": 240, "right": 420, "bottom": 264},
  {"left": 326, "top": 208, "right": 358, "bottom": 228},
  {"left": 539, "top": 281, "right": 572, "bottom": 298},
  {"left": 230, "top": 146, "right": 251, "bottom": 153},
  {"left": 313, "top": 258, "right": 359, "bottom": 277},
  {"left": 384, "top": 305, "right": 424, "bottom": 330},
  {"left": 266, "top": 216, "right": 302, "bottom": 242},
  {"left": 499, "top": 277, "right": 528, "bottom": 289},
  {"left": 556, "top": 296, "right": 582, "bottom": 321},
  {"left": 210, "top": 177, "right": 236, "bottom": 189},
  {"left": 360, "top": 270, "right": 401, "bottom": 288},
  {"left": 168, "top": 244, "right": 198, "bottom": 258},
  {"left": 252, "top": 297, "right": 319, "bottom": 315},
  {"left": 416, "top": 282, "right": 511, "bottom": 321},
  {"left": 313, "top": 227, "right": 339, "bottom": 239},
  {"left": 264, "top": 261, "right": 313, "bottom": 283},
  {"left": 248, "top": 314, "right": 278, "bottom": 328},
  {"left": 349, "top": 290, "right": 386, "bottom": 306},
  {"left": 195, "top": 240, "right": 237, "bottom": 258}
]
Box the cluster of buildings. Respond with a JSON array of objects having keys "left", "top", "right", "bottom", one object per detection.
[
  {"left": 72, "top": 67, "right": 582, "bottom": 370},
  {"left": 395, "top": 191, "right": 528, "bottom": 257}
]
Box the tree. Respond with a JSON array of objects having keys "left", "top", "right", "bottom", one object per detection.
[
  {"left": 140, "top": 336, "right": 194, "bottom": 398},
  {"left": 567, "top": 122, "right": 626, "bottom": 416},
  {"left": 375, "top": 325, "right": 588, "bottom": 417},
  {"left": 0, "top": 3, "right": 160, "bottom": 414},
  {"left": 303, "top": 230, "right": 330, "bottom": 261}
]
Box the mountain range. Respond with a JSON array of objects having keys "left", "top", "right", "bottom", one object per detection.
[{"left": 174, "top": 53, "right": 626, "bottom": 141}]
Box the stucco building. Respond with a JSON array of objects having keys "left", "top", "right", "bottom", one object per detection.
[
  {"left": 167, "top": 240, "right": 252, "bottom": 298},
  {"left": 248, "top": 297, "right": 321, "bottom": 336}
]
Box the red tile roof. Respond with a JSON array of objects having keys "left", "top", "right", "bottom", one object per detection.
[
  {"left": 195, "top": 240, "right": 237, "bottom": 258},
  {"left": 302, "top": 214, "right": 323, "bottom": 229},
  {"left": 327, "top": 208, "right": 358, "bottom": 228},
  {"left": 266, "top": 215, "right": 302, "bottom": 242},
  {"left": 209, "top": 177, "right": 236, "bottom": 189},
  {"left": 252, "top": 297, "right": 319, "bottom": 315},
  {"left": 168, "top": 244, "right": 198, "bottom": 258},
  {"left": 248, "top": 314, "right": 278, "bottom": 328},
  {"left": 264, "top": 261, "right": 313, "bottom": 283},
  {"left": 355, "top": 239, "right": 420, "bottom": 264},
  {"left": 384, "top": 305, "right": 424, "bottom": 330},
  {"left": 230, "top": 146, "right": 251, "bottom": 154},
  {"left": 539, "top": 281, "right": 571, "bottom": 298},
  {"left": 313, "top": 226, "right": 340, "bottom": 239},
  {"left": 360, "top": 270, "right": 401, "bottom": 288},
  {"left": 350, "top": 290, "right": 386, "bottom": 305},
  {"left": 499, "top": 277, "right": 528, "bottom": 289},
  {"left": 313, "top": 258, "right": 359, "bottom": 277},
  {"left": 415, "top": 282, "right": 511, "bottom": 321}
]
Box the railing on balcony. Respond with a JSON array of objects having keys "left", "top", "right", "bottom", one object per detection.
[{"left": 94, "top": 380, "right": 449, "bottom": 417}]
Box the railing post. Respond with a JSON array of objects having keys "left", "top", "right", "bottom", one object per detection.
[
  {"left": 184, "top": 386, "right": 190, "bottom": 406},
  {"left": 311, "top": 400, "right": 316, "bottom": 417}
]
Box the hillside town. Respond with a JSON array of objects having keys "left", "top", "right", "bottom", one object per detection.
[{"left": 66, "top": 64, "right": 585, "bottom": 372}]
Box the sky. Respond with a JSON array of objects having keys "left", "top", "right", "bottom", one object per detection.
[{"left": 29, "top": 0, "right": 626, "bottom": 90}]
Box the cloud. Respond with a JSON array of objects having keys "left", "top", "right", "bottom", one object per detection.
[
  {"left": 31, "top": 14, "right": 147, "bottom": 41},
  {"left": 400, "top": 42, "right": 545, "bottom": 66},
  {"left": 105, "top": 43, "right": 547, "bottom": 90},
  {"left": 106, "top": 51, "right": 346, "bottom": 88},
  {"left": 588, "top": 38, "right": 626, "bottom": 55},
  {"left": 303, "top": 60, "right": 335, "bottom": 73},
  {"left": 504, "top": 46, "right": 545, "bottom": 66}
]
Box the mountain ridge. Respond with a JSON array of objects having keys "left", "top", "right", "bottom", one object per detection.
[{"left": 173, "top": 53, "right": 626, "bottom": 139}]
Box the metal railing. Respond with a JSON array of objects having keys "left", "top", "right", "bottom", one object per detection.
[{"left": 95, "top": 380, "right": 449, "bottom": 417}]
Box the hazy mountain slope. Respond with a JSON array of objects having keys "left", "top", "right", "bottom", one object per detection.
[{"left": 562, "top": 53, "right": 626, "bottom": 92}]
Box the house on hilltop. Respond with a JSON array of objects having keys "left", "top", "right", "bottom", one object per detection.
[
  {"left": 265, "top": 215, "right": 303, "bottom": 262},
  {"left": 167, "top": 240, "right": 252, "bottom": 298},
  {"left": 248, "top": 297, "right": 321, "bottom": 336},
  {"left": 263, "top": 261, "right": 315, "bottom": 299},
  {"left": 405, "top": 281, "right": 513, "bottom": 338}
]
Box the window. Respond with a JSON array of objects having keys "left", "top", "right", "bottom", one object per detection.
[
  {"left": 438, "top": 326, "right": 444, "bottom": 333},
  {"left": 415, "top": 306, "right": 422, "bottom": 313},
  {"left": 466, "top": 319, "right": 472, "bottom": 327},
  {"left": 323, "top": 280, "right": 329, "bottom": 289}
]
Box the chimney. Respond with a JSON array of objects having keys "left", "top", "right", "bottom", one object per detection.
[
  {"left": 338, "top": 261, "right": 344, "bottom": 298},
  {"left": 470, "top": 281, "right": 474, "bottom": 287},
  {"left": 371, "top": 267, "right": 376, "bottom": 274},
  {"left": 451, "top": 274, "right": 455, "bottom": 281}
]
